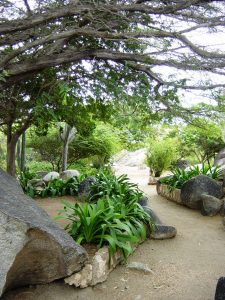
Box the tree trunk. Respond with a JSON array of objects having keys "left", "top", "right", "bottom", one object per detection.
[
  {"left": 62, "top": 141, "right": 69, "bottom": 172},
  {"left": 20, "top": 132, "right": 26, "bottom": 172},
  {"left": 7, "top": 136, "right": 18, "bottom": 176},
  {"left": 17, "top": 137, "right": 21, "bottom": 170},
  {"left": 60, "top": 123, "right": 76, "bottom": 172}
]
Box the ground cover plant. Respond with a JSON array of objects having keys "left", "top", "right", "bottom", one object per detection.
[
  {"left": 18, "top": 168, "right": 37, "bottom": 198},
  {"left": 87, "top": 168, "right": 143, "bottom": 203},
  {"left": 18, "top": 169, "right": 84, "bottom": 198},
  {"left": 58, "top": 169, "right": 155, "bottom": 260},
  {"left": 160, "top": 165, "right": 223, "bottom": 190},
  {"left": 39, "top": 177, "right": 83, "bottom": 198}
]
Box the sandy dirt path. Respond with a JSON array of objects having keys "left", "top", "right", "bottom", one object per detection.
[{"left": 4, "top": 165, "right": 225, "bottom": 300}]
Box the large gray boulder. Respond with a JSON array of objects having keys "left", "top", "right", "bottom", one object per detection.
[
  {"left": 181, "top": 175, "right": 224, "bottom": 216},
  {"left": 0, "top": 170, "right": 88, "bottom": 297}
]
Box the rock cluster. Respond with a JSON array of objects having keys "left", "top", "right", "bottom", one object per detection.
[{"left": 181, "top": 175, "right": 224, "bottom": 216}]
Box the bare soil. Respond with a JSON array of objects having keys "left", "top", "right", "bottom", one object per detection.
[{"left": 3, "top": 166, "right": 225, "bottom": 300}]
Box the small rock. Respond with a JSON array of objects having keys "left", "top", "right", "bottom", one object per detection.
[
  {"left": 150, "top": 224, "right": 177, "bottom": 240},
  {"left": 201, "top": 195, "right": 223, "bottom": 216},
  {"left": 91, "top": 246, "right": 122, "bottom": 286},
  {"left": 134, "top": 295, "right": 142, "bottom": 300},
  {"left": 28, "top": 179, "right": 45, "bottom": 188},
  {"left": 121, "top": 277, "right": 128, "bottom": 282},
  {"left": 127, "top": 262, "right": 154, "bottom": 274},
  {"left": 138, "top": 196, "right": 148, "bottom": 207},
  {"left": 153, "top": 285, "right": 164, "bottom": 289},
  {"left": 215, "top": 277, "right": 225, "bottom": 300},
  {"left": 77, "top": 176, "right": 97, "bottom": 201},
  {"left": 64, "top": 264, "right": 92, "bottom": 288}
]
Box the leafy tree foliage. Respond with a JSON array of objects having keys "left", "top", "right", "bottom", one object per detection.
[
  {"left": 28, "top": 122, "right": 123, "bottom": 171},
  {"left": 1, "top": 0, "right": 225, "bottom": 94},
  {"left": 0, "top": 69, "right": 110, "bottom": 175},
  {"left": 1, "top": 0, "right": 225, "bottom": 175},
  {"left": 27, "top": 128, "right": 62, "bottom": 172},
  {"left": 180, "top": 121, "right": 224, "bottom": 165}
]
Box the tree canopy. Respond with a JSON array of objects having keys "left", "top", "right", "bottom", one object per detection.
[{"left": 1, "top": 0, "right": 225, "bottom": 94}]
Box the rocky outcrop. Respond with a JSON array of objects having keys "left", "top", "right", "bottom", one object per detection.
[
  {"left": 181, "top": 175, "right": 224, "bottom": 216},
  {"left": 0, "top": 169, "right": 88, "bottom": 297}
]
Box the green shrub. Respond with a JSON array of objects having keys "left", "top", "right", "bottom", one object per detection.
[
  {"left": 88, "top": 168, "right": 142, "bottom": 203},
  {"left": 26, "top": 161, "right": 53, "bottom": 173},
  {"left": 18, "top": 168, "right": 37, "bottom": 198},
  {"left": 69, "top": 125, "right": 123, "bottom": 167},
  {"left": 146, "top": 138, "right": 178, "bottom": 177},
  {"left": 39, "top": 176, "right": 84, "bottom": 198},
  {"left": 160, "top": 165, "right": 223, "bottom": 190},
  {"left": 27, "top": 129, "right": 62, "bottom": 171},
  {"left": 57, "top": 168, "right": 155, "bottom": 260},
  {"left": 58, "top": 197, "right": 154, "bottom": 260}
]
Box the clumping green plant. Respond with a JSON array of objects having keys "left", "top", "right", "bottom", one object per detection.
[
  {"left": 57, "top": 168, "right": 155, "bottom": 260},
  {"left": 160, "top": 165, "right": 223, "bottom": 190},
  {"left": 39, "top": 176, "right": 84, "bottom": 198},
  {"left": 146, "top": 138, "right": 178, "bottom": 177},
  {"left": 88, "top": 168, "right": 143, "bottom": 203},
  {"left": 18, "top": 168, "right": 37, "bottom": 198},
  {"left": 58, "top": 197, "right": 154, "bottom": 260}
]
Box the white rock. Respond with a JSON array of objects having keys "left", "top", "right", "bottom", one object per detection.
[
  {"left": 91, "top": 246, "right": 122, "bottom": 286},
  {"left": 64, "top": 264, "right": 92, "bottom": 288},
  {"left": 60, "top": 169, "right": 80, "bottom": 180},
  {"left": 127, "top": 262, "right": 154, "bottom": 274},
  {"left": 43, "top": 171, "right": 60, "bottom": 182}
]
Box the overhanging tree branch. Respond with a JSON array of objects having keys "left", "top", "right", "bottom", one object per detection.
[{"left": 1, "top": 0, "right": 225, "bottom": 91}]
